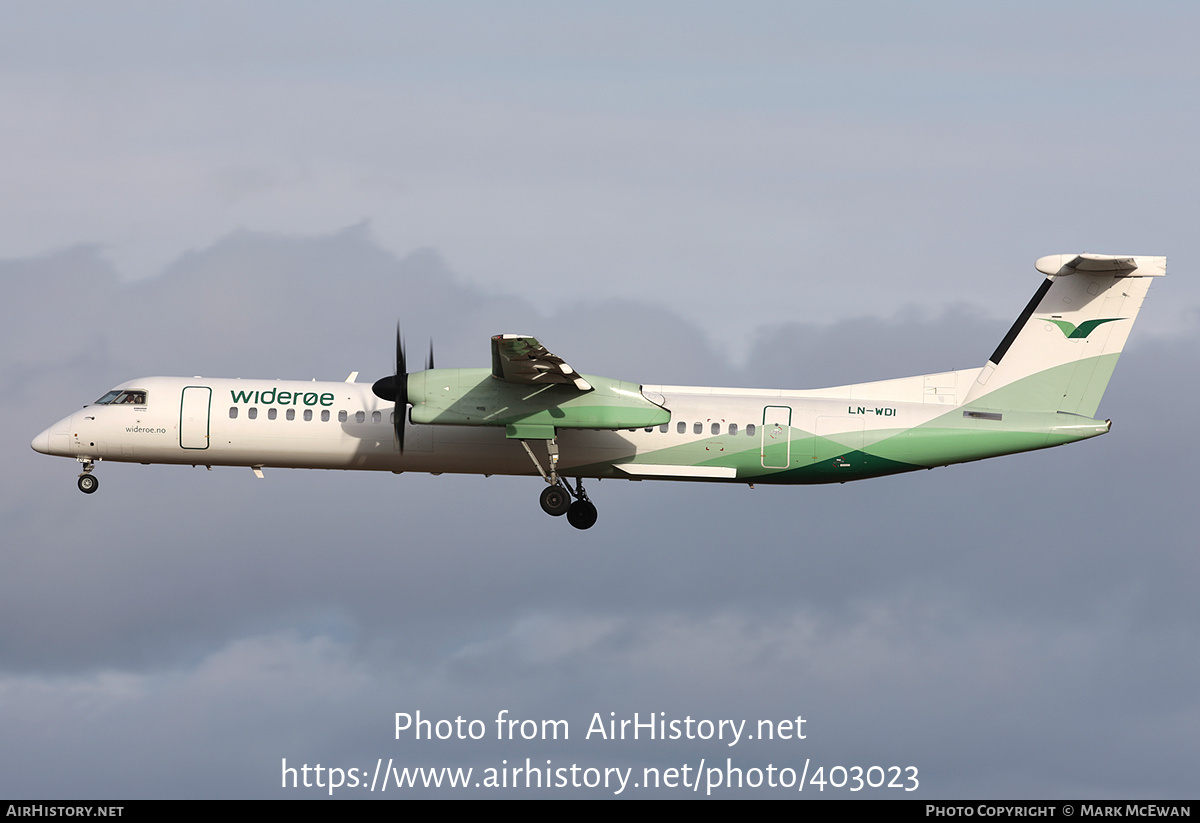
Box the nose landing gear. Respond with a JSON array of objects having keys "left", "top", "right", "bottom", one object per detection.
[{"left": 77, "top": 459, "right": 99, "bottom": 494}]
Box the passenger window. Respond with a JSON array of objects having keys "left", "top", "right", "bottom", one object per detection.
[
  {"left": 659, "top": 424, "right": 667, "bottom": 433},
  {"left": 356, "top": 411, "right": 365, "bottom": 423},
  {"left": 644, "top": 427, "right": 653, "bottom": 433},
  {"left": 372, "top": 411, "right": 382, "bottom": 423},
  {"left": 729, "top": 423, "right": 738, "bottom": 435},
  {"left": 286, "top": 408, "right": 295, "bottom": 421},
  {"left": 321, "top": 410, "right": 330, "bottom": 422},
  {"left": 747, "top": 424, "right": 755, "bottom": 436},
  {"left": 304, "top": 409, "right": 312, "bottom": 422},
  {"left": 229, "top": 407, "right": 238, "bottom": 419},
  {"left": 267, "top": 408, "right": 277, "bottom": 420},
  {"left": 338, "top": 410, "right": 348, "bottom": 423},
  {"left": 248, "top": 407, "right": 258, "bottom": 420},
  {"left": 693, "top": 422, "right": 702, "bottom": 434},
  {"left": 711, "top": 422, "right": 720, "bottom": 435},
  {"left": 677, "top": 421, "right": 686, "bottom": 434}
]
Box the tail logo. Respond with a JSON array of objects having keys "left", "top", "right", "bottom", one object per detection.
[{"left": 1042, "top": 317, "right": 1126, "bottom": 339}]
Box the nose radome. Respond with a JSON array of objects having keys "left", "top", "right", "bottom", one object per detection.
[{"left": 32, "top": 413, "right": 73, "bottom": 455}]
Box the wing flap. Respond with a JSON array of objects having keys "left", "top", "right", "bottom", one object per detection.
[{"left": 491, "top": 334, "right": 593, "bottom": 391}]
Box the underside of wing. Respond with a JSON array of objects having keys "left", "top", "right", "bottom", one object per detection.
[{"left": 491, "top": 334, "right": 593, "bottom": 391}]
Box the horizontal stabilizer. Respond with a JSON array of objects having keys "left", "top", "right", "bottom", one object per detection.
[{"left": 1035, "top": 253, "right": 1165, "bottom": 277}]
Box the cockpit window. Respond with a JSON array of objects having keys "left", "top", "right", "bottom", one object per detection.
[{"left": 93, "top": 390, "right": 147, "bottom": 406}]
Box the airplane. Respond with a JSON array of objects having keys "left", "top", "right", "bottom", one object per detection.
[{"left": 31, "top": 253, "right": 1164, "bottom": 530}]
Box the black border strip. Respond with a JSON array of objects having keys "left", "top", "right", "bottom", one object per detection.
[{"left": 988, "top": 277, "right": 1053, "bottom": 365}]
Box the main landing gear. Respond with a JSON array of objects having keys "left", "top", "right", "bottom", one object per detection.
[
  {"left": 521, "top": 438, "right": 599, "bottom": 530},
  {"left": 539, "top": 484, "right": 571, "bottom": 516},
  {"left": 77, "top": 459, "right": 99, "bottom": 494},
  {"left": 565, "top": 479, "right": 598, "bottom": 531},
  {"left": 538, "top": 478, "right": 598, "bottom": 530}
]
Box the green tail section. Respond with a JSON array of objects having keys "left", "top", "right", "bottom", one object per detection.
[{"left": 962, "top": 253, "right": 1164, "bottom": 417}]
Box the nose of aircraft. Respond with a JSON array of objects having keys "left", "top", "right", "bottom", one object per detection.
[
  {"left": 31, "top": 427, "right": 52, "bottom": 454},
  {"left": 32, "top": 412, "right": 74, "bottom": 455}
]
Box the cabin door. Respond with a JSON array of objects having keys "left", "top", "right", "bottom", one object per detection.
[
  {"left": 180, "top": 386, "right": 212, "bottom": 450},
  {"left": 761, "top": 405, "right": 792, "bottom": 468}
]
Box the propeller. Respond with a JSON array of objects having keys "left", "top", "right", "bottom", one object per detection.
[
  {"left": 372, "top": 327, "right": 408, "bottom": 450},
  {"left": 371, "top": 329, "right": 435, "bottom": 453}
]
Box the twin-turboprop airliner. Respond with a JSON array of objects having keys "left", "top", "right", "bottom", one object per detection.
[{"left": 32, "top": 253, "right": 1163, "bottom": 530}]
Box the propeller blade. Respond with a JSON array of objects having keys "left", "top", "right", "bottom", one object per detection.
[
  {"left": 395, "top": 327, "right": 406, "bottom": 451},
  {"left": 372, "top": 326, "right": 407, "bottom": 451},
  {"left": 396, "top": 327, "right": 406, "bottom": 378}
]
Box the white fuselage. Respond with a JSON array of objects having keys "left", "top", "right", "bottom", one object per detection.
[{"left": 32, "top": 370, "right": 1020, "bottom": 485}]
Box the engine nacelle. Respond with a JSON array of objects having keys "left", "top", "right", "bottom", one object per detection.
[{"left": 407, "top": 368, "right": 669, "bottom": 437}]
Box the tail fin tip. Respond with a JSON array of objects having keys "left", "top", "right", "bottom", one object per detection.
[{"left": 1035, "top": 253, "right": 1166, "bottom": 277}]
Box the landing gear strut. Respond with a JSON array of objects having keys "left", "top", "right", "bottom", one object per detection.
[
  {"left": 77, "top": 459, "right": 98, "bottom": 494},
  {"left": 520, "top": 438, "right": 599, "bottom": 529}
]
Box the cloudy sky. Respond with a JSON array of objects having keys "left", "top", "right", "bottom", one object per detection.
[{"left": 3, "top": 1, "right": 1198, "bottom": 798}]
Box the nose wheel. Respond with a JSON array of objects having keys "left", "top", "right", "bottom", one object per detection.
[{"left": 77, "top": 459, "right": 99, "bottom": 494}]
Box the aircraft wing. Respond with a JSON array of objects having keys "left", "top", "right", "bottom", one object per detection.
[{"left": 490, "top": 335, "right": 593, "bottom": 391}]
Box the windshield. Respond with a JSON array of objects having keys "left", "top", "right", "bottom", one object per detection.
[{"left": 93, "top": 390, "right": 147, "bottom": 406}]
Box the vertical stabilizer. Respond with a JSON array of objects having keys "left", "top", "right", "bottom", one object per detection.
[{"left": 962, "top": 254, "right": 1164, "bottom": 416}]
